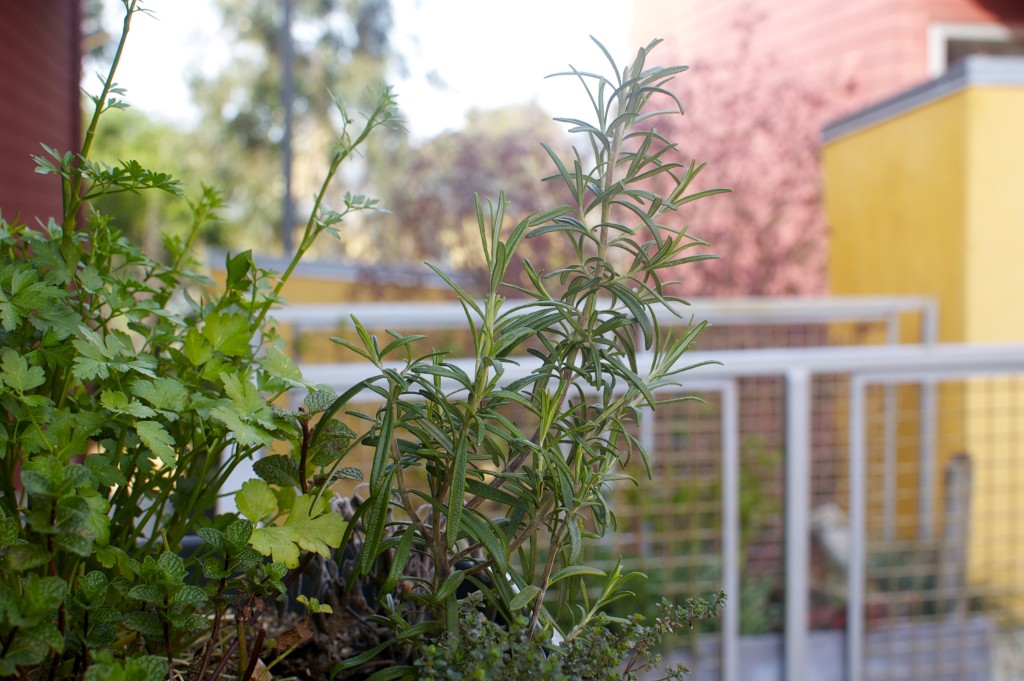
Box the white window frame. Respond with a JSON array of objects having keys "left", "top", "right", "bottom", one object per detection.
[{"left": 927, "top": 21, "right": 1023, "bottom": 77}]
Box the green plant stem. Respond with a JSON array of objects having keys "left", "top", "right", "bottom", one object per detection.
[
  {"left": 264, "top": 640, "right": 299, "bottom": 674},
  {"left": 528, "top": 522, "right": 567, "bottom": 633},
  {"left": 236, "top": 615, "right": 248, "bottom": 680},
  {"left": 241, "top": 628, "right": 266, "bottom": 681},
  {"left": 250, "top": 95, "right": 392, "bottom": 335},
  {"left": 391, "top": 433, "right": 432, "bottom": 544},
  {"left": 196, "top": 575, "right": 230, "bottom": 681},
  {"left": 298, "top": 417, "right": 310, "bottom": 494},
  {"left": 207, "top": 552, "right": 316, "bottom": 681},
  {"left": 64, "top": 0, "right": 138, "bottom": 241}
]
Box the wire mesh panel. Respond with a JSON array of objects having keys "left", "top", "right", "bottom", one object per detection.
[{"left": 853, "top": 375, "right": 1024, "bottom": 681}]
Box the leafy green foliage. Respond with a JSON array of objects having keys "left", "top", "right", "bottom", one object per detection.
[
  {"left": 318, "top": 37, "right": 726, "bottom": 677},
  {"left": 406, "top": 592, "right": 724, "bottom": 681},
  {"left": 2, "top": 2, "right": 725, "bottom": 677},
  {"left": 0, "top": 2, "right": 395, "bottom": 678}
]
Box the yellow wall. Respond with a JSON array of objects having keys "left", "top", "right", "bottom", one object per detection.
[
  {"left": 824, "top": 93, "right": 969, "bottom": 343},
  {"left": 963, "top": 88, "right": 1024, "bottom": 342},
  {"left": 825, "top": 81, "right": 1024, "bottom": 611}
]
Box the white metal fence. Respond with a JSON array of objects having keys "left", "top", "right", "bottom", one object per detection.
[{"left": 269, "top": 296, "right": 1024, "bottom": 680}]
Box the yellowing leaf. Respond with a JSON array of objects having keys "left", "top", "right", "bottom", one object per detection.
[
  {"left": 236, "top": 479, "right": 277, "bottom": 523},
  {"left": 249, "top": 495, "right": 346, "bottom": 568}
]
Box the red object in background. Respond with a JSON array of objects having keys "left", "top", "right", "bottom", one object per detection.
[{"left": 0, "top": 0, "right": 82, "bottom": 226}]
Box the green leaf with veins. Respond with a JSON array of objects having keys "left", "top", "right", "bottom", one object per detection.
[
  {"left": 134, "top": 421, "right": 176, "bottom": 467},
  {"left": 249, "top": 494, "right": 346, "bottom": 568},
  {"left": 236, "top": 479, "right": 278, "bottom": 523}
]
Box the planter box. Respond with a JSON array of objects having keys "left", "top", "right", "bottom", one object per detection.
[{"left": 653, "top": 616, "right": 993, "bottom": 681}]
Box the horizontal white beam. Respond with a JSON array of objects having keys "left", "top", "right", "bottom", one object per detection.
[
  {"left": 272, "top": 296, "right": 936, "bottom": 331},
  {"left": 299, "top": 342, "right": 1024, "bottom": 395}
]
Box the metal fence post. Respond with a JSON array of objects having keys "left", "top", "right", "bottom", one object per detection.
[
  {"left": 848, "top": 376, "right": 867, "bottom": 681},
  {"left": 785, "top": 368, "right": 811, "bottom": 681},
  {"left": 721, "top": 381, "right": 740, "bottom": 681}
]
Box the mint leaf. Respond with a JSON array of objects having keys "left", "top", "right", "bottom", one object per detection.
[{"left": 252, "top": 455, "right": 300, "bottom": 487}]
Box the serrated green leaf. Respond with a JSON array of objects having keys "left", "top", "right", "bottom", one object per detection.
[
  {"left": 202, "top": 312, "right": 251, "bottom": 357},
  {"left": 135, "top": 420, "right": 176, "bottom": 467},
  {"left": 77, "top": 571, "right": 109, "bottom": 606},
  {"left": 210, "top": 405, "right": 273, "bottom": 448},
  {"left": 84, "top": 454, "right": 126, "bottom": 487},
  {"left": 220, "top": 372, "right": 265, "bottom": 414},
  {"left": 168, "top": 613, "right": 209, "bottom": 633},
  {"left": 224, "top": 518, "right": 254, "bottom": 549},
  {"left": 252, "top": 455, "right": 301, "bottom": 487},
  {"left": 196, "top": 527, "right": 224, "bottom": 551},
  {"left": 0, "top": 633, "right": 48, "bottom": 671},
  {"left": 127, "top": 584, "right": 164, "bottom": 604},
  {"left": 0, "top": 348, "right": 45, "bottom": 392},
  {"left": 259, "top": 345, "right": 306, "bottom": 387},
  {"left": 84, "top": 653, "right": 166, "bottom": 681},
  {"left": 333, "top": 466, "right": 362, "bottom": 481},
  {"left": 303, "top": 388, "right": 338, "bottom": 414},
  {"left": 100, "top": 390, "right": 157, "bottom": 418},
  {"left": 250, "top": 494, "right": 346, "bottom": 568},
  {"left": 124, "top": 611, "right": 163, "bottom": 638},
  {"left": 236, "top": 479, "right": 277, "bottom": 523},
  {"left": 131, "top": 376, "right": 188, "bottom": 414},
  {"left": 156, "top": 550, "right": 187, "bottom": 582},
  {"left": 0, "top": 516, "right": 19, "bottom": 547},
  {"left": 94, "top": 545, "right": 130, "bottom": 573},
  {"left": 183, "top": 327, "right": 213, "bottom": 367},
  {"left": 169, "top": 585, "right": 207, "bottom": 606},
  {"left": 202, "top": 557, "right": 230, "bottom": 580}
]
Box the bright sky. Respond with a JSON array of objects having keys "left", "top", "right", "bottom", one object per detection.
[{"left": 104, "top": 0, "right": 634, "bottom": 140}]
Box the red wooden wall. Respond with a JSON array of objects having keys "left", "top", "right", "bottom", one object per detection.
[
  {"left": 633, "top": 0, "right": 1024, "bottom": 121},
  {"left": 0, "top": 1, "right": 82, "bottom": 225}
]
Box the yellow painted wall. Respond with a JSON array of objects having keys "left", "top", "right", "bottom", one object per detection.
[
  {"left": 825, "top": 82, "right": 1024, "bottom": 612},
  {"left": 963, "top": 88, "right": 1024, "bottom": 342},
  {"left": 824, "top": 93, "right": 969, "bottom": 343}
]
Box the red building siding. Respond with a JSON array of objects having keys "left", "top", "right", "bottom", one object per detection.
[
  {"left": 0, "top": 1, "right": 81, "bottom": 224},
  {"left": 630, "top": 0, "right": 1024, "bottom": 296},
  {"left": 634, "top": 0, "right": 1024, "bottom": 124}
]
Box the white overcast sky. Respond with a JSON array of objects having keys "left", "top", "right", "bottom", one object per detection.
[{"left": 102, "top": 0, "right": 634, "bottom": 140}]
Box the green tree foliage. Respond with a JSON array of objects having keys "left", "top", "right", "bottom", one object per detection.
[
  {"left": 188, "top": 0, "right": 396, "bottom": 250},
  {"left": 87, "top": 109, "right": 200, "bottom": 252},
  {"left": 360, "top": 103, "right": 577, "bottom": 284}
]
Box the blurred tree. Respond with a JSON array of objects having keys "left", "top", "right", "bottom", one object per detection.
[
  {"left": 362, "top": 103, "right": 576, "bottom": 288},
  {"left": 658, "top": 21, "right": 835, "bottom": 296},
  {"left": 88, "top": 108, "right": 222, "bottom": 252},
  {"left": 188, "top": 0, "right": 396, "bottom": 252},
  {"left": 84, "top": 0, "right": 580, "bottom": 287}
]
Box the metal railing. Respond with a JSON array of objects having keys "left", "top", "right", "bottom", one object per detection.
[
  {"left": 271, "top": 295, "right": 938, "bottom": 358},
  {"left": 256, "top": 295, "right": 1024, "bottom": 679}
]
